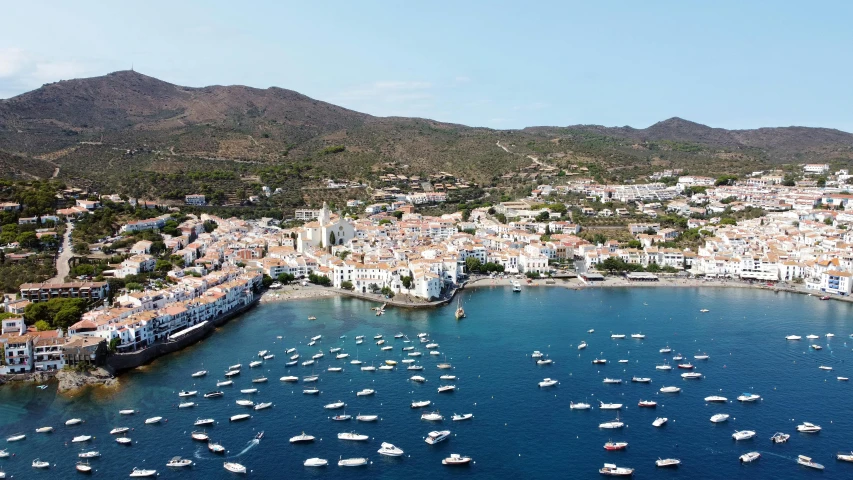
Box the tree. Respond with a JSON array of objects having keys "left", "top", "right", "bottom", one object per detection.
[
  {"left": 401, "top": 276, "right": 413, "bottom": 289},
  {"left": 329, "top": 231, "right": 336, "bottom": 245},
  {"left": 380, "top": 286, "right": 394, "bottom": 297},
  {"left": 816, "top": 177, "right": 827, "bottom": 187},
  {"left": 627, "top": 240, "right": 642, "bottom": 249},
  {"left": 341, "top": 281, "right": 353, "bottom": 290},
  {"left": 465, "top": 257, "right": 482, "bottom": 274},
  {"left": 16, "top": 231, "right": 39, "bottom": 249},
  {"left": 782, "top": 175, "right": 796, "bottom": 187},
  {"left": 155, "top": 260, "right": 173, "bottom": 272},
  {"left": 72, "top": 242, "right": 90, "bottom": 255},
  {"left": 494, "top": 213, "right": 507, "bottom": 224},
  {"left": 277, "top": 272, "right": 296, "bottom": 285},
  {"left": 536, "top": 211, "right": 550, "bottom": 222},
  {"left": 34, "top": 320, "right": 51, "bottom": 331},
  {"left": 599, "top": 257, "right": 626, "bottom": 274},
  {"left": 715, "top": 175, "right": 738, "bottom": 186},
  {"left": 108, "top": 337, "right": 121, "bottom": 353},
  {"left": 126, "top": 282, "right": 144, "bottom": 291},
  {"left": 592, "top": 233, "right": 607, "bottom": 245}
]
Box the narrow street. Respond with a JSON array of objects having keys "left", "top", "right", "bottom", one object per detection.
[{"left": 48, "top": 222, "right": 74, "bottom": 283}]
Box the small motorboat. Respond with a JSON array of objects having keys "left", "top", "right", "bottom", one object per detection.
[
  {"left": 303, "top": 375, "right": 319, "bottom": 383},
  {"left": 357, "top": 389, "right": 375, "bottom": 396},
  {"left": 425, "top": 430, "right": 451, "bottom": 445},
  {"left": 411, "top": 400, "right": 431, "bottom": 408},
  {"left": 837, "top": 452, "right": 853, "bottom": 462},
  {"left": 110, "top": 427, "right": 130, "bottom": 435},
  {"left": 437, "top": 363, "right": 453, "bottom": 370},
  {"left": 264, "top": 354, "right": 275, "bottom": 360},
  {"left": 325, "top": 401, "right": 347, "bottom": 410},
  {"left": 236, "top": 400, "right": 254, "bottom": 407},
  {"left": 303, "top": 388, "right": 320, "bottom": 395},
  {"left": 588, "top": 329, "right": 595, "bottom": 333},
  {"left": 280, "top": 376, "right": 298, "bottom": 382},
  {"left": 179, "top": 402, "right": 196, "bottom": 408},
  {"left": 570, "top": 402, "right": 591, "bottom": 410},
  {"left": 655, "top": 364, "right": 672, "bottom": 370},
  {"left": 65, "top": 418, "right": 84, "bottom": 426},
  {"left": 632, "top": 377, "right": 651, "bottom": 383},
  {"left": 32, "top": 459, "right": 50, "bottom": 469},
  {"left": 536, "top": 358, "right": 553, "bottom": 365},
  {"left": 442, "top": 453, "right": 472, "bottom": 465},
  {"left": 178, "top": 390, "right": 197, "bottom": 397},
  {"left": 806, "top": 334, "right": 819, "bottom": 340},
  {"left": 254, "top": 402, "right": 273, "bottom": 411},
  {"left": 771, "top": 432, "right": 790, "bottom": 443},
  {"left": 659, "top": 386, "right": 681, "bottom": 393},
  {"left": 737, "top": 393, "right": 761, "bottom": 402},
  {"left": 357, "top": 415, "right": 378, "bottom": 422},
  {"left": 250, "top": 360, "right": 263, "bottom": 368},
  {"left": 611, "top": 334, "right": 626, "bottom": 339},
  {"left": 677, "top": 363, "right": 694, "bottom": 370},
  {"left": 78, "top": 450, "right": 100, "bottom": 458},
  {"left": 191, "top": 431, "right": 209, "bottom": 441},
  {"left": 438, "top": 385, "right": 456, "bottom": 393},
  {"left": 797, "top": 455, "right": 824, "bottom": 470},
  {"left": 216, "top": 380, "right": 233, "bottom": 387},
  {"left": 360, "top": 365, "right": 376, "bottom": 372},
  {"left": 618, "top": 359, "right": 629, "bottom": 364},
  {"left": 378, "top": 442, "right": 404, "bottom": 457},
  {"left": 819, "top": 365, "right": 833, "bottom": 371},
  {"left": 652, "top": 417, "right": 668, "bottom": 427},
  {"left": 313, "top": 352, "right": 324, "bottom": 359},
  {"left": 302, "top": 360, "right": 315, "bottom": 367},
  {"left": 129, "top": 467, "right": 158, "bottom": 477},
  {"left": 599, "top": 401, "right": 622, "bottom": 410},
  {"left": 578, "top": 342, "right": 588, "bottom": 350},
  {"left": 230, "top": 414, "right": 251, "bottom": 422},
  {"left": 602, "top": 378, "right": 622, "bottom": 384},
  {"left": 631, "top": 333, "right": 645, "bottom": 339},
  {"left": 144, "top": 416, "right": 162, "bottom": 424},
  {"left": 599, "top": 418, "right": 625, "bottom": 429},
  {"left": 241, "top": 388, "right": 258, "bottom": 394},
  {"left": 191, "top": 370, "right": 207, "bottom": 378},
  {"left": 452, "top": 413, "right": 473, "bottom": 421},
  {"left": 740, "top": 451, "right": 760, "bottom": 463},
  {"left": 252, "top": 377, "right": 268, "bottom": 384},
  {"left": 710, "top": 414, "right": 730, "bottom": 423},
  {"left": 531, "top": 350, "right": 544, "bottom": 358},
  {"left": 599, "top": 463, "right": 634, "bottom": 476},
  {"left": 208, "top": 442, "right": 225, "bottom": 454},
  {"left": 224, "top": 370, "right": 240, "bottom": 377},
  {"left": 166, "top": 457, "right": 193, "bottom": 468},
  {"left": 76, "top": 460, "right": 93, "bottom": 473},
  {"left": 440, "top": 374, "right": 457, "bottom": 381},
  {"left": 119, "top": 410, "right": 136, "bottom": 415},
  {"left": 604, "top": 441, "right": 628, "bottom": 451},
  {"left": 421, "top": 411, "right": 444, "bottom": 421},
  {"left": 328, "top": 367, "right": 343, "bottom": 372},
  {"left": 796, "top": 422, "right": 821, "bottom": 433},
  {"left": 72, "top": 435, "right": 92, "bottom": 443},
  {"left": 810, "top": 344, "right": 822, "bottom": 350},
  {"left": 204, "top": 391, "right": 224, "bottom": 398},
  {"left": 116, "top": 437, "right": 132, "bottom": 445},
  {"left": 286, "top": 348, "right": 297, "bottom": 354},
  {"left": 223, "top": 462, "right": 247, "bottom": 474},
  {"left": 6, "top": 433, "right": 26, "bottom": 442},
  {"left": 655, "top": 458, "right": 680, "bottom": 468},
  {"left": 732, "top": 430, "right": 756, "bottom": 441},
  {"left": 337, "top": 432, "right": 369, "bottom": 441},
  {"left": 411, "top": 375, "right": 427, "bottom": 383},
  {"left": 785, "top": 335, "right": 802, "bottom": 341},
  {"left": 289, "top": 432, "right": 315, "bottom": 443},
  {"left": 638, "top": 400, "right": 657, "bottom": 408},
  {"left": 407, "top": 365, "right": 424, "bottom": 371},
  {"left": 330, "top": 347, "right": 342, "bottom": 353},
  {"left": 35, "top": 426, "right": 53, "bottom": 433},
  {"left": 194, "top": 418, "right": 214, "bottom": 426},
  {"left": 338, "top": 457, "right": 368, "bottom": 467},
  {"left": 681, "top": 372, "right": 702, "bottom": 379},
  {"left": 304, "top": 457, "right": 328, "bottom": 467},
  {"left": 838, "top": 377, "right": 849, "bottom": 381},
  {"left": 660, "top": 346, "right": 672, "bottom": 353},
  {"left": 332, "top": 414, "right": 352, "bottom": 421},
  {"left": 699, "top": 308, "right": 709, "bottom": 313},
  {"left": 539, "top": 378, "right": 558, "bottom": 387},
  {"left": 705, "top": 395, "right": 727, "bottom": 402}
]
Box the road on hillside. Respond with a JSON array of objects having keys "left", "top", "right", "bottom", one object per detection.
[{"left": 48, "top": 222, "right": 74, "bottom": 283}]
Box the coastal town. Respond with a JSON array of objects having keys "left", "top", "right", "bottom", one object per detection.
[{"left": 2, "top": 163, "right": 853, "bottom": 379}]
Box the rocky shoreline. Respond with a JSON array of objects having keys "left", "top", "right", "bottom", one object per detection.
[{"left": 55, "top": 367, "right": 118, "bottom": 393}]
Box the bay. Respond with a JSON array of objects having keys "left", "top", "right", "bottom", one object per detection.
[{"left": 1, "top": 286, "right": 853, "bottom": 478}]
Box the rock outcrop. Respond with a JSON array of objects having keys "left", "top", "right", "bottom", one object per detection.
[{"left": 56, "top": 367, "right": 118, "bottom": 393}]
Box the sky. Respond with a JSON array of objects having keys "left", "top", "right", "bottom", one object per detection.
[{"left": 1, "top": 1, "right": 852, "bottom": 132}]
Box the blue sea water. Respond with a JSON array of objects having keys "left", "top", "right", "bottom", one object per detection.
[{"left": 2, "top": 286, "right": 853, "bottom": 479}]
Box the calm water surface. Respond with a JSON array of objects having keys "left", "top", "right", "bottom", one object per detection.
[{"left": 2, "top": 287, "right": 853, "bottom": 479}]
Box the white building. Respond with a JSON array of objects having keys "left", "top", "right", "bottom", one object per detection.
[{"left": 803, "top": 164, "right": 830, "bottom": 175}]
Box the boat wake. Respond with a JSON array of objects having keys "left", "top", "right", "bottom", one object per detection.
[{"left": 235, "top": 438, "right": 260, "bottom": 457}]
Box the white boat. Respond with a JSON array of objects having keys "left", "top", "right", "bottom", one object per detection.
[
  {"left": 806, "top": 334, "right": 819, "bottom": 339},
  {"left": 289, "top": 433, "right": 315, "bottom": 443},
  {"left": 599, "top": 463, "right": 633, "bottom": 476},
  {"left": 402, "top": 359, "right": 415, "bottom": 364},
  {"left": 35, "top": 426, "right": 53, "bottom": 433},
  {"left": 531, "top": 350, "right": 544, "bottom": 358},
  {"left": 659, "top": 346, "right": 672, "bottom": 353},
  {"left": 130, "top": 467, "right": 158, "bottom": 477},
  {"left": 732, "top": 430, "right": 756, "bottom": 441},
  {"left": 796, "top": 422, "right": 821, "bottom": 433},
  {"left": 303, "top": 375, "right": 319, "bottom": 382},
  {"left": 737, "top": 393, "right": 761, "bottom": 402},
  {"left": 599, "top": 419, "right": 625, "bottom": 429},
  {"left": 357, "top": 415, "right": 378, "bottom": 422},
  {"left": 252, "top": 377, "right": 268, "bottom": 384},
  {"left": 452, "top": 413, "right": 473, "bottom": 421},
  {"left": 166, "top": 457, "right": 193, "bottom": 468},
  {"left": 328, "top": 367, "right": 343, "bottom": 372},
  {"left": 32, "top": 459, "right": 50, "bottom": 469},
  {"left": 208, "top": 442, "right": 225, "bottom": 454},
  {"left": 303, "top": 388, "right": 320, "bottom": 395},
  {"left": 336, "top": 353, "right": 350, "bottom": 359},
  {"left": 194, "top": 418, "right": 214, "bottom": 426},
  {"left": 536, "top": 358, "right": 552, "bottom": 365},
  {"left": 819, "top": 365, "right": 833, "bottom": 371},
  {"left": 178, "top": 390, "right": 197, "bottom": 397},
  {"left": 361, "top": 365, "right": 376, "bottom": 372},
  {"left": 611, "top": 334, "right": 626, "bottom": 339},
  {"left": 378, "top": 442, "right": 404, "bottom": 456},
  {"left": 655, "top": 364, "right": 672, "bottom": 371},
  {"left": 638, "top": 400, "right": 657, "bottom": 408},
  {"left": 421, "top": 411, "right": 444, "bottom": 421},
  {"left": 618, "top": 359, "right": 629, "bottom": 364},
  {"left": 236, "top": 399, "right": 254, "bottom": 407},
  {"left": 578, "top": 342, "right": 587, "bottom": 350},
  {"left": 216, "top": 380, "right": 233, "bottom": 387},
  {"left": 442, "top": 453, "right": 473, "bottom": 466},
  {"left": 116, "top": 437, "right": 132, "bottom": 445},
  {"left": 786, "top": 335, "right": 802, "bottom": 340},
  {"left": 403, "top": 346, "right": 415, "bottom": 351},
  {"left": 681, "top": 372, "right": 702, "bottom": 379},
  {"left": 672, "top": 354, "right": 683, "bottom": 361},
  {"left": 426, "top": 343, "right": 439, "bottom": 349},
  {"left": 438, "top": 385, "right": 456, "bottom": 393},
  {"left": 337, "top": 432, "right": 369, "bottom": 441},
  {"left": 110, "top": 427, "right": 130, "bottom": 434},
  {"left": 264, "top": 354, "right": 275, "bottom": 360},
  {"left": 376, "top": 340, "right": 385, "bottom": 345},
  {"left": 539, "top": 378, "right": 559, "bottom": 387},
  {"left": 570, "top": 402, "right": 591, "bottom": 410},
  {"left": 302, "top": 360, "right": 315, "bottom": 367},
  {"left": 659, "top": 386, "right": 681, "bottom": 393},
  {"left": 254, "top": 402, "right": 273, "bottom": 411},
  {"left": 409, "top": 352, "right": 423, "bottom": 357},
  {"left": 304, "top": 458, "right": 328, "bottom": 467},
  {"left": 191, "top": 431, "right": 209, "bottom": 441},
  {"left": 6, "top": 433, "right": 25, "bottom": 442},
  {"left": 440, "top": 374, "right": 457, "bottom": 380},
  {"left": 290, "top": 354, "right": 300, "bottom": 361},
  {"left": 325, "top": 401, "right": 346, "bottom": 410},
  {"left": 599, "top": 401, "right": 622, "bottom": 410},
  {"left": 144, "top": 416, "right": 162, "bottom": 424},
  {"left": 699, "top": 308, "right": 709, "bottom": 313},
  {"left": 312, "top": 335, "right": 323, "bottom": 341},
  {"left": 374, "top": 334, "right": 383, "bottom": 340},
  {"left": 119, "top": 409, "right": 136, "bottom": 415},
  {"left": 355, "top": 339, "right": 363, "bottom": 345},
  {"left": 228, "top": 364, "right": 242, "bottom": 370},
  {"left": 76, "top": 460, "right": 93, "bottom": 473},
  {"left": 655, "top": 458, "right": 680, "bottom": 468},
  {"left": 357, "top": 389, "right": 375, "bottom": 396},
  {"left": 280, "top": 375, "right": 298, "bottom": 382},
  {"left": 631, "top": 377, "right": 651, "bottom": 383},
  {"left": 631, "top": 333, "right": 645, "bottom": 339},
  {"left": 739, "top": 452, "right": 760, "bottom": 463},
  {"left": 425, "top": 430, "right": 451, "bottom": 444},
  {"left": 330, "top": 347, "right": 342, "bottom": 353},
  {"left": 710, "top": 414, "right": 730, "bottom": 423},
  {"left": 512, "top": 281, "right": 521, "bottom": 292},
  {"left": 411, "top": 375, "right": 427, "bottom": 383},
  {"left": 412, "top": 400, "right": 431, "bottom": 408},
  {"left": 588, "top": 329, "right": 595, "bottom": 333},
  {"left": 313, "top": 353, "right": 324, "bottom": 359},
  {"left": 230, "top": 414, "right": 251, "bottom": 422},
  {"left": 65, "top": 418, "right": 84, "bottom": 426},
  {"left": 241, "top": 388, "right": 258, "bottom": 394},
  {"left": 811, "top": 344, "right": 823, "bottom": 350},
  {"left": 382, "top": 347, "right": 394, "bottom": 352},
  {"left": 771, "top": 432, "right": 790, "bottom": 443},
  {"left": 179, "top": 401, "right": 196, "bottom": 408},
  {"left": 223, "top": 462, "right": 247, "bottom": 474},
  {"left": 332, "top": 414, "right": 351, "bottom": 421},
  {"left": 286, "top": 348, "right": 296, "bottom": 354},
  {"left": 224, "top": 370, "right": 240, "bottom": 377},
  {"left": 839, "top": 376, "right": 849, "bottom": 381},
  {"left": 338, "top": 457, "right": 368, "bottom": 467},
  {"left": 408, "top": 365, "right": 424, "bottom": 371},
  {"left": 705, "top": 395, "right": 727, "bottom": 402},
  {"left": 78, "top": 450, "right": 100, "bottom": 458},
  {"left": 602, "top": 378, "right": 622, "bottom": 384},
  {"left": 836, "top": 452, "right": 853, "bottom": 462},
  {"left": 797, "top": 455, "right": 824, "bottom": 470},
  {"left": 72, "top": 435, "right": 92, "bottom": 443},
  {"left": 652, "top": 417, "right": 668, "bottom": 427}
]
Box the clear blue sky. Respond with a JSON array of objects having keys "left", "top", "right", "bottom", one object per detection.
[{"left": 1, "top": 1, "right": 851, "bottom": 132}]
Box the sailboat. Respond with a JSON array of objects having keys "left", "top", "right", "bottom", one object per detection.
[{"left": 455, "top": 297, "right": 465, "bottom": 320}]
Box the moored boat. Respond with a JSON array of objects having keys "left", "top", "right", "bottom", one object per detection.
[
  {"left": 129, "top": 467, "right": 158, "bottom": 477},
  {"left": 166, "top": 457, "right": 193, "bottom": 468},
  {"left": 539, "top": 378, "right": 559, "bottom": 387},
  {"left": 223, "top": 462, "right": 247, "bottom": 474},
  {"left": 710, "top": 414, "right": 730, "bottom": 423},
  {"left": 740, "top": 451, "right": 760, "bottom": 463},
  {"left": 338, "top": 457, "right": 368, "bottom": 467},
  {"left": 442, "top": 453, "right": 472, "bottom": 465},
  {"left": 337, "top": 432, "right": 368, "bottom": 441},
  {"left": 771, "top": 432, "right": 790, "bottom": 443},
  {"left": 304, "top": 458, "right": 328, "bottom": 467},
  {"left": 638, "top": 400, "right": 657, "bottom": 408},
  {"left": 796, "top": 422, "right": 821, "bottom": 433},
  {"left": 797, "top": 455, "right": 824, "bottom": 470},
  {"left": 732, "top": 430, "right": 756, "bottom": 441},
  {"left": 425, "top": 430, "right": 451, "bottom": 444},
  {"left": 655, "top": 458, "right": 680, "bottom": 468},
  {"left": 230, "top": 414, "right": 251, "bottom": 422},
  {"left": 604, "top": 441, "right": 628, "bottom": 451},
  {"left": 705, "top": 395, "right": 727, "bottom": 402},
  {"left": 652, "top": 417, "right": 668, "bottom": 427},
  {"left": 599, "top": 463, "right": 634, "bottom": 476},
  {"left": 378, "top": 442, "right": 404, "bottom": 456},
  {"left": 289, "top": 432, "right": 315, "bottom": 443},
  {"left": 737, "top": 393, "right": 761, "bottom": 402}
]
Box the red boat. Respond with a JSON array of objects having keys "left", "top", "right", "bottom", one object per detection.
[
  {"left": 604, "top": 441, "right": 628, "bottom": 451},
  {"left": 820, "top": 295, "right": 830, "bottom": 300},
  {"left": 677, "top": 363, "right": 694, "bottom": 370},
  {"left": 638, "top": 400, "right": 657, "bottom": 408}
]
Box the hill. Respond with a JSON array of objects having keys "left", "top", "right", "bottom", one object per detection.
[{"left": 1, "top": 71, "right": 852, "bottom": 202}]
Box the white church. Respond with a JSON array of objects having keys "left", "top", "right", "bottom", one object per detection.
[{"left": 296, "top": 202, "right": 356, "bottom": 253}]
